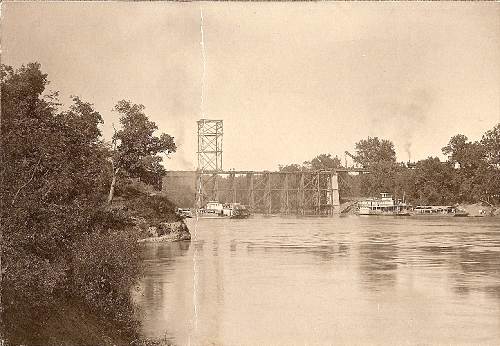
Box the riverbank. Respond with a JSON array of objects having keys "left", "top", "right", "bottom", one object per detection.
[
  {"left": 112, "top": 185, "right": 192, "bottom": 242},
  {"left": 5, "top": 298, "right": 175, "bottom": 346},
  {"left": 6, "top": 300, "right": 134, "bottom": 346},
  {"left": 137, "top": 220, "right": 191, "bottom": 242},
  {"left": 340, "top": 200, "right": 499, "bottom": 217},
  {"left": 458, "top": 203, "right": 499, "bottom": 217},
  {"left": 3, "top": 186, "right": 190, "bottom": 345}
]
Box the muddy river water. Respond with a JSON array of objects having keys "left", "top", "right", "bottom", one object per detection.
[{"left": 134, "top": 215, "right": 500, "bottom": 345}]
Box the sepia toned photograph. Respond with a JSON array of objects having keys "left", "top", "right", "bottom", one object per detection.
[{"left": 1, "top": 1, "right": 499, "bottom": 345}]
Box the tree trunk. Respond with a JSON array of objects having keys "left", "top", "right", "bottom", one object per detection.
[{"left": 107, "top": 167, "right": 120, "bottom": 204}]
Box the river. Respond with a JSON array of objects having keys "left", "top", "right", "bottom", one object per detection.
[{"left": 134, "top": 215, "right": 500, "bottom": 345}]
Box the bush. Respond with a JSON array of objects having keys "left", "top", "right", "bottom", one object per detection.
[
  {"left": 2, "top": 208, "right": 145, "bottom": 344},
  {"left": 70, "top": 229, "right": 142, "bottom": 331},
  {"left": 124, "top": 193, "right": 180, "bottom": 224}
]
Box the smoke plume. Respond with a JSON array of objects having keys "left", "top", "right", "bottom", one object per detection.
[{"left": 369, "top": 88, "right": 434, "bottom": 162}]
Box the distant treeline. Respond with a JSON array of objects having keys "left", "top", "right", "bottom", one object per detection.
[{"left": 279, "top": 128, "right": 500, "bottom": 206}]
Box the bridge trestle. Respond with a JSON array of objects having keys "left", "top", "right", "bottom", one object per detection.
[{"left": 195, "top": 170, "right": 340, "bottom": 216}]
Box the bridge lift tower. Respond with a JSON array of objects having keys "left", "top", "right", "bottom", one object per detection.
[
  {"left": 197, "top": 119, "right": 223, "bottom": 172},
  {"left": 196, "top": 119, "right": 223, "bottom": 208}
]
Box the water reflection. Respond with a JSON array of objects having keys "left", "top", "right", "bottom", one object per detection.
[
  {"left": 229, "top": 239, "right": 237, "bottom": 252},
  {"left": 135, "top": 216, "right": 500, "bottom": 345},
  {"left": 193, "top": 239, "right": 205, "bottom": 252},
  {"left": 358, "top": 231, "right": 398, "bottom": 290},
  {"left": 135, "top": 241, "right": 191, "bottom": 342},
  {"left": 142, "top": 240, "right": 191, "bottom": 262}
]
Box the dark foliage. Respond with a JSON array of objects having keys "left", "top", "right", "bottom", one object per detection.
[
  {"left": 124, "top": 194, "right": 181, "bottom": 224},
  {"left": 279, "top": 128, "right": 500, "bottom": 206},
  {"left": 107, "top": 100, "right": 177, "bottom": 203},
  {"left": 304, "top": 153, "right": 342, "bottom": 171},
  {"left": 354, "top": 137, "right": 396, "bottom": 167},
  {"left": 355, "top": 129, "right": 500, "bottom": 205},
  {"left": 0, "top": 63, "right": 175, "bottom": 344}
]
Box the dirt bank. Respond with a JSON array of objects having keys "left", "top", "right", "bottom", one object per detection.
[
  {"left": 110, "top": 185, "right": 192, "bottom": 242},
  {"left": 137, "top": 220, "right": 191, "bottom": 242},
  {"left": 457, "top": 203, "right": 499, "bottom": 217}
]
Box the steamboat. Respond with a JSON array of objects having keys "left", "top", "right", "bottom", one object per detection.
[
  {"left": 357, "top": 193, "right": 410, "bottom": 216},
  {"left": 197, "top": 201, "right": 251, "bottom": 219}
]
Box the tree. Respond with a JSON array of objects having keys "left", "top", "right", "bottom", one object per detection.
[
  {"left": 304, "top": 153, "right": 341, "bottom": 171},
  {"left": 442, "top": 134, "right": 470, "bottom": 167},
  {"left": 1, "top": 63, "right": 52, "bottom": 339},
  {"left": 481, "top": 123, "right": 500, "bottom": 166},
  {"left": 278, "top": 163, "right": 303, "bottom": 172},
  {"left": 481, "top": 168, "right": 500, "bottom": 205},
  {"left": 441, "top": 133, "right": 496, "bottom": 203},
  {"left": 359, "top": 161, "right": 399, "bottom": 197},
  {"left": 354, "top": 137, "right": 396, "bottom": 167},
  {"left": 107, "top": 100, "right": 177, "bottom": 203},
  {"left": 1, "top": 63, "right": 104, "bottom": 335},
  {"left": 354, "top": 137, "right": 397, "bottom": 196},
  {"left": 409, "top": 157, "right": 458, "bottom": 205},
  {"left": 480, "top": 124, "right": 500, "bottom": 204}
]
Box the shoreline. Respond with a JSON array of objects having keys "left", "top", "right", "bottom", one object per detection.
[
  {"left": 138, "top": 233, "right": 191, "bottom": 243},
  {"left": 136, "top": 220, "right": 192, "bottom": 243}
]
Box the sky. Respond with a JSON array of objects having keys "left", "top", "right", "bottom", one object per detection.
[{"left": 3, "top": 2, "right": 499, "bottom": 171}]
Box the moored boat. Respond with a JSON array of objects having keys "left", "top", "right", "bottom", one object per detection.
[
  {"left": 357, "top": 193, "right": 409, "bottom": 216},
  {"left": 412, "top": 205, "right": 469, "bottom": 217},
  {"left": 196, "top": 201, "right": 251, "bottom": 219},
  {"left": 230, "top": 204, "right": 251, "bottom": 219},
  {"left": 176, "top": 208, "right": 193, "bottom": 218}
]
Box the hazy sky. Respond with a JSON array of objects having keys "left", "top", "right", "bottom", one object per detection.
[{"left": 3, "top": 2, "right": 499, "bottom": 170}]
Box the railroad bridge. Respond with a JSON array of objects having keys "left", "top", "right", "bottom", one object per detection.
[
  {"left": 163, "top": 168, "right": 367, "bottom": 215},
  {"left": 162, "top": 119, "right": 368, "bottom": 215}
]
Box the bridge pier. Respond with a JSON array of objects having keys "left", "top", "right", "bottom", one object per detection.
[
  {"left": 299, "top": 173, "right": 305, "bottom": 215},
  {"left": 247, "top": 173, "right": 254, "bottom": 210}
]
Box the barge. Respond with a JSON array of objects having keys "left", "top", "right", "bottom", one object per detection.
[{"left": 413, "top": 205, "right": 469, "bottom": 217}]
